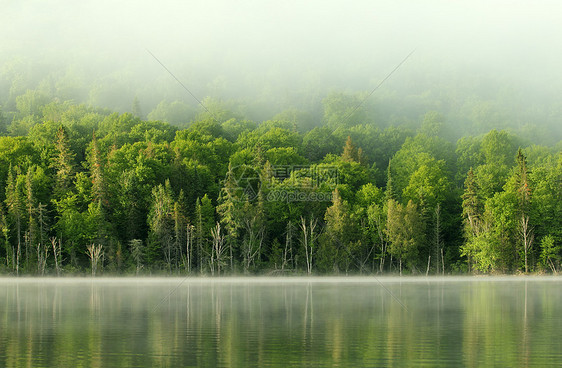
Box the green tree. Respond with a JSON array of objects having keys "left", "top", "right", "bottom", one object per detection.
[
  {"left": 539, "top": 235, "right": 560, "bottom": 273},
  {"left": 322, "top": 91, "right": 368, "bottom": 128},
  {"left": 147, "top": 100, "right": 196, "bottom": 127},
  {"left": 147, "top": 180, "right": 175, "bottom": 270},
  {"left": 52, "top": 125, "right": 75, "bottom": 199},
  {"left": 341, "top": 136, "right": 357, "bottom": 163},
  {"left": 216, "top": 163, "right": 246, "bottom": 271},
  {"left": 514, "top": 148, "right": 533, "bottom": 272},
  {"left": 0, "top": 202, "right": 12, "bottom": 269},
  {"left": 24, "top": 166, "right": 38, "bottom": 271},
  {"left": 319, "top": 188, "right": 353, "bottom": 273},
  {"left": 195, "top": 195, "right": 215, "bottom": 273},
  {"left": 302, "top": 127, "right": 340, "bottom": 162},
  {"left": 5, "top": 166, "right": 24, "bottom": 274},
  {"left": 240, "top": 191, "right": 266, "bottom": 273},
  {"left": 385, "top": 199, "right": 423, "bottom": 275},
  {"left": 402, "top": 158, "right": 450, "bottom": 212}
]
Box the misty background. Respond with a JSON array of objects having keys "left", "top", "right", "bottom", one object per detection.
[{"left": 2, "top": 0, "right": 562, "bottom": 143}]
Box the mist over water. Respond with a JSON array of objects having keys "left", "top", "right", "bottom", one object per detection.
[{"left": 2, "top": 277, "right": 562, "bottom": 367}]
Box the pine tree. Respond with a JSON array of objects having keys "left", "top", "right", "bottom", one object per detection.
[
  {"left": 385, "top": 160, "right": 395, "bottom": 201},
  {"left": 88, "top": 131, "right": 112, "bottom": 251},
  {"left": 462, "top": 168, "right": 482, "bottom": 235},
  {"left": 217, "top": 163, "right": 244, "bottom": 271},
  {"left": 52, "top": 125, "right": 75, "bottom": 199},
  {"left": 25, "top": 166, "right": 38, "bottom": 270},
  {"left": 129, "top": 239, "right": 144, "bottom": 274},
  {"left": 341, "top": 136, "right": 357, "bottom": 162},
  {"left": 0, "top": 203, "right": 12, "bottom": 270},
  {"left": 89, "top": 132, "right": 106, "bottom": 206},
  {"left": 321, "top": 188, "right": 351, "bottom": 273},
  {"left": 5, "top": 166, "right": 23, "bottom": 274},
  {"left": 194, "top": 195, "right": 215, "bottom": 273}
]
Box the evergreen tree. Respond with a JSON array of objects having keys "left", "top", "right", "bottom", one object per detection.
[
  {"left": 385, "top": 160, "right": 395, "bottom": 201},
  {"left": 462, "top": 168, "right": 482, "bottom": 235},
  {"left": 52, "top": 125, "right": 75, "bottom": 199},
  {"left": 195, "top": 194, "right": 215, "bottom": 273},
  {"left": 217, "top": 163, "right": 244, "bottom": 271},
  {"left": 341, "top": 136, "right": 357, "bottom": 163},
  {"left": 89, "top": 132, "right": 106, "bottom": 206},
  {"left": 5, "top": 166, "right": 24, "bottom": 274},
  {"left": 320, "top": 188, "right": 352, "bottom": 273},
  {"left": 25, "top": 166, "right": 38, "bottom": 270},
  {"left": 0, "top": 203, "right": 12, "bottom": 270}
]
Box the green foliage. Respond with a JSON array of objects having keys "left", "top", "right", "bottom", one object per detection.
[
  {"left": 0, "top": 93, "right": 559, "bottom": 275},
  {"left": 539, "top": 235, "right": 561, "bottom": 273},
  {"left": 147, "top": 100, "right": 197, "bottom": 127},
  {"left": 402, "top": 158, "right": 450, "bottom": 211},
  {"left": 385, "top": 199, "right": 424, "bottom": 273},
  {"left": 302, "top": 127, "right": 341, "bottom": 162},
  {"left": 323, "top": 91, "right": 370, "bottom": 128}
]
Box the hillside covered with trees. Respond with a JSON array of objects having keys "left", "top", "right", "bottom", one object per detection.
[{"left": 0, "top": 88, "right": 560, "bottom": 276}]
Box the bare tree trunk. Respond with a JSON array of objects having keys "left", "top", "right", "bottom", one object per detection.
[
  {"left": 519, "top": 214, "right": 534, "bottom": 273},
  {"left": 211, "top": 223, "right": 226, "bottom": 277},
  {"left": 16, "top": 218, "right": 21, "bottom": 275},
  {"left": 434, "top": 204, "right": 441, "bottom": 275},
  {"left": 548, "top": 258, "right": 557, "bottom": 275},
  {"left": 86, "top": 244, "right": 104, "bottom": 277},
  {"left": 185, "top": 224, "right": 193, "bottom": 273},
  {"left": 50, "top": 237, "right": 62, "bottom": 276},
  {"left": 242, "top": 218, "right": 264, "bottom": 274},
  {"left": 36, "top": 243, "right": 48, "bottom": 276},
  {"left": 300, "top": 217, "right": 318, "bottom": 275},
  {"left": 282, "top": 221, "right": 294, "bottom": 271},
  {"left": 426, "top": 255, "right": 431, "bottom": 276},
  {"left": 374, "top": 211, "right": 386, "bottom": 274}
]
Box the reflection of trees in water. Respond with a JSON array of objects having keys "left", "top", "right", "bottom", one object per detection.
[{"left": 1, "top": 280, "right": 562, "bottom": 366}]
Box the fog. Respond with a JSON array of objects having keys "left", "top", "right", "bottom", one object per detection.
[{"left": 2, "top": 0, "right": 562, "bottom": 139}]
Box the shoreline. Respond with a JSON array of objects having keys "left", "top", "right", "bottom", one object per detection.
[{"left": 1, "top": 274, "right": 562, "bottom": 284}]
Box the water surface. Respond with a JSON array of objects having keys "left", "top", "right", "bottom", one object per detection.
[{"left": 1, "top": 277, "right": 561, "bottom": 367}]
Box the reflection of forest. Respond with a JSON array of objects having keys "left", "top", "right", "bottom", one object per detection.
[{"left": 0, "top": 280, "right": 560, "bottom": 367}]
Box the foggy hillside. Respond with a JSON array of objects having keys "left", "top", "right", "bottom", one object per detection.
[{"left": 2, "top": 0, "right": 562, "bottom": 143}]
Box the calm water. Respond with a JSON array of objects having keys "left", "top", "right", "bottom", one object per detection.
[{"left": 1, "top": 277, "right": 562, "bottom": 367}]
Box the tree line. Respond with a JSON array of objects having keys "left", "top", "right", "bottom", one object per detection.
[{"left": 0, "top": 98, "right": 560, "bottom": 275}]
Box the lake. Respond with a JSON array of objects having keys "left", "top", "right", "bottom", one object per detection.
[{"left": 1, "top": 277, "right": 562, "bottom": 367}]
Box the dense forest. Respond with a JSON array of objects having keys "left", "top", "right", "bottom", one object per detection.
[{"left": 0, "top": 80, "right": 560, "bottom": 276}]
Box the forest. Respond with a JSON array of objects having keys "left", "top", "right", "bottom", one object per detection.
[{"left": 0, "top": 81, "right": 560, "bottom": 276}]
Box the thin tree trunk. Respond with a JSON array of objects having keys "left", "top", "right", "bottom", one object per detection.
[{"left": 16, "top": 219, "right": 21, "bottom": 275}]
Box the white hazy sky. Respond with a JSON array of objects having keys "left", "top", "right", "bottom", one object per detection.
[{"left": 2, "top": 0, "right": 562, "bottom": 103}]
